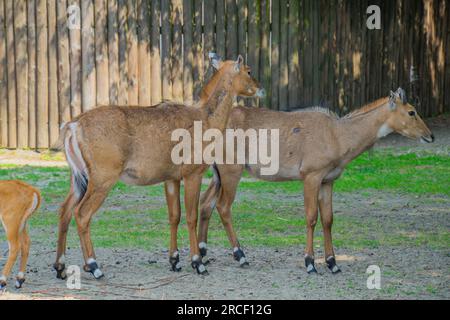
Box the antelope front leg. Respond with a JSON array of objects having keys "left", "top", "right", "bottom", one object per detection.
[
  {"left": 303, "top": 175, "right": 322, "bottom": 274},
  {"left": 184, "top": 174, "right": 208, "bottom": 275},
  {"left": 319, "top": 182, "right": 341, "bottom": 274},
  {"left": 164, "top": 181, "right": 182, "bottom": 272}
]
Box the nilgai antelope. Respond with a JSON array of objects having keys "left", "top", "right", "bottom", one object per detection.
[
  {"left": 0, "top": 181, "right": 41, "bottom": 290},
  {"left": 52, "top": 54, "right": 264, "bottom": 279},
  {"left": 199, "top": 88, "right": 434, "bottom": 273}
]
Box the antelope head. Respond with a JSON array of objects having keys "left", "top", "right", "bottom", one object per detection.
[
  {"left": 384, "top": 88, "right": 435, "bottom": 143},
  {"left": 209, "top": 53, "right": 266, "bottom": 98}
]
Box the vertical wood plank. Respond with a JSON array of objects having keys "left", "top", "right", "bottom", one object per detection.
[
  {"left": 279, "top": 0, "right": 288, "bottom": 110},
  {"left": 81, "top": 0, "right": 96, "bottom": 111},
  {"left": 57, "top": 0, "right": 71, "bottom": 127},
  {"left": 127, "top": 0, "right": 139, "bottom": 105},
  {"left": 118, "top": 0, "right": 128, "bottom": 105},
  {"left": 288, "top": 0, "right": 300, "bottom": 109},
  {"left": 237, "top": 0, "right": 247, "bottom": 57},
  {"left": 48, "top": 0, "right": 59, "bottom": 145},
  {"left": 271, "top": 0, "right": 280, "bottom": 110},
  {"left": 259, "top": 0, "right": 270, "bottom": 107},
  {"left": 216, "top": 0, "right": 226, "bottom": 59},
  {"left": 150, "top": 0, "right": 161, "bottom": 104},
  {"left": 161, "top": 0, "right": 172, "bottom": 100},
  {"left": 5, "top": 0, "right": 16, "bottom": 147},
  {"left": 95, "top": 0, "right": 109, "bottom": 106},
  {"left": 138, "top": 0, "right": 151, "bottom": 106},
  {"left": 183, "top": 0, "right": 194, "bottom": 104},
  {"left": 36, "top": 0, "right": 48, "bottom": 147},
  {"left": 192, "top": 0, "right": 202, "bottom": 98},
  {"left": 203, "top": 0, "right": 215, "bottom": 71},
  {"left": 171, "top": 0, "right": 183, "bottom": 102},
  {"left": 68, "top": 0, "right": 82, "bottom": 117},
  {"left": 14, "top": 1, "right": 29, "bottom": 148},
  {"left": 108, "top": 0, "right": 119, "bottom": 105},
  {"left": 0, "top": 0, "right": 7, "bottom": 146},
  {"left": 226, "top": 0, "right": 238, "bottom": 58},
  {"left": 248, "top": 0, "right": 259, "bottom": 79}
]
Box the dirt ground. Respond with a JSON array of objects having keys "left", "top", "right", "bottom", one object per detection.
[
  {"left": 0, "top": 189, "right": 448, "bottom": 300},
  {"left": 0, "top": 118, "right": 449, "bottom": 300}
]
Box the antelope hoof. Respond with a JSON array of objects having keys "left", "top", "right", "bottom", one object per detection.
[
  {"left": 169, "top": 251, "right": 182, "bottom": 272},
  {"left": 84, "top": 259, "right": 104, "bottom": 279},
  {"left": 15, "top": 277, "right": 25, "bottom": 289},
  {"left": 53, "top": 263, "right": 67, "bottom": 280},
  {"left": 305, "top": 256, "right": 317, "bottom": 274},
  {"left": 326, "top": 256, "right": 341, "bottom": 274},
  {"left": 191, "top": 256, "right": 208, "bottom": 276},
  {"left": 0, "top": 281, "right": 6, "bottom": 292},
  {"left": 233, "top": 248, "right": 249, "bottom": 268}
]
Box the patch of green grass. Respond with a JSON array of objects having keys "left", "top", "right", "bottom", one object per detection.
[{"left": 0, "top": 149, "right": 449, "bottom": 250}]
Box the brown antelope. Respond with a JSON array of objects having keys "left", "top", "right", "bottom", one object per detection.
[
  {"left": 52, "top": 54, "right": 264, "bottom": 279},
  {"left": 0, "top": 181, "right": 41, "bottom": 290},
  {"left": 199, "top": 87, "right": 434, "bottom": 273}
]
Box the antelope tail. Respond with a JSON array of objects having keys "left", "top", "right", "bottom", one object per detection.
[
  {"left": 200, "top": 163, "right": 222, "bottom": 212},
  {"left": 59, "top": 122, "right": 90, "bottom": 202},
  {"left": 50, "top": 122, "right": 70, "bottom": 151}
]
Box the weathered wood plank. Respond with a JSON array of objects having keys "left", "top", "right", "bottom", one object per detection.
[
  {"left": 161, "top": 0, "right": 172, "bottom": 100},
  {"left": 259, "top": 0, "right": 270, "bottom": 108},
  {"left": 0, "top": 0, "right": 7, "bottom": 146},
  {"left": 127, "top": 0, "right": 139, "bottom": 105},
  {"left": 68, "top": 0, "right": 82, "bottom": 117},
  {"left": 193, "top": 0, "right": 203, "bottom": 98},
  {"left": 150, "top": 0, "right": 162, "bottom": 105},
  {"left": 14, "top": 1, "right": 29, "bottom": 148},
  {"left": 278, "top": 0, "right": 288, "bottom": 111},
  {"left": 108, "top": 0, "right": 119, "bottom": 105},
  {"left": 183, "top": 0, "right": 194, "bottom": 104},
  {"left": 48, "top": 0, "right": 59, "bottom": 145},
  {"left": 216, "top": 0, "right": 226, "bottom": 59},
  {"left": 172, "top": 0, "right": 183, "bottom": 103},
  {"left": 81, "top": 0, "right": 96, "bottom": 111},
  {"left": 118, "top": 0, "right": 128, "bottom": 105},
  {"left": 138, "top": 0, "right": 151, "bottom": 106},
  {"left": 36, "top": 0, "right": 48, "bottom": 147},
  {"left": 271, "top": 0, "right": 280, "bottom": 110},
  {"left": 57, "top": 0, "right": 71, "bottom": 126},
  {"left": 95, "top": 0, "right": 109, "bottom": 106}
]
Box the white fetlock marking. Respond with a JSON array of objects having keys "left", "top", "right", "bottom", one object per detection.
[
  {"left": 306, "top": 264, "right": 315, "bottom": 273},
  {"left": 17, "top": 272, "right": 25, "bottom": 279},
  {"left": 239, "top": 257, "right": 247, "bottom": 265},
  {"left": 0, "top": 275, "right": 6, "bottom": 282},
  {"left": 233, "top": 247, "right": 239, "bottom": 253},
  {"left": 199, "top": 242, "right": 207, "bottom": 250},
  {"left": 192, "top": 255, "right": 200, "bottom": 262},
  {"left": 87, "top": 258, "right": 96, "bottom": 265},
  {"left": 304, "top": 254, "right": 314, "bottom": 259},
  {"left": 58, "top": 255, "right": 66, "bottom": 264},
  {"left": 93, "top": 269, "right": 103, "bottom": 278},
  {"left": 197, "top": 264, "right": 206, "bottom": 273},
  {"left": 172, "top": 251, "right": 179, "bottom": 258}
]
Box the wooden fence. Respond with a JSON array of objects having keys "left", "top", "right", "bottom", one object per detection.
[{"left": 0, "top": 0, "right": 449, "bottom": 149}]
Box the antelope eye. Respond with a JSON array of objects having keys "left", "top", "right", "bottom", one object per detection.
[{"left": 408, "top": 111, "right": 416, "bottom": 117}]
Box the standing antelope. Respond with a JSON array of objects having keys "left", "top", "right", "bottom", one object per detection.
[
  {"left": 0, "top": 181, "right": 41, "bottom": 290},
  {"left": 52, "top": 54, "right": 264, "bottom": 279},
  {"left": 199, "top": 88, "right": 434, "bottom": 273}
]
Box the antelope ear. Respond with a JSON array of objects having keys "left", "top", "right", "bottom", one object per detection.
[
  {"left": 396, "top": 87, "right": 407, "bottom": 104},
  {"left": 209, "top": 52, "right": 222, "bottom": 70},
  {"left": 234, "top": 55, "right": 244, "bottom": 72},
  {"left": 389, "top": 90, "right": 397, "bottom": 110}
]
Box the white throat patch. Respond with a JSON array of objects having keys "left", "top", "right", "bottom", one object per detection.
[{"left": 377, "top": 123, "right": 393, "bottom": 138}]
